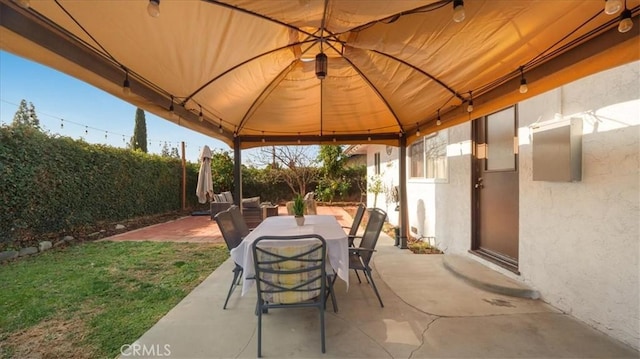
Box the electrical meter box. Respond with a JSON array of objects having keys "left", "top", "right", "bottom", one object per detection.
[{"left": 532, "top": 118, "right": 582, "bottom": 182}]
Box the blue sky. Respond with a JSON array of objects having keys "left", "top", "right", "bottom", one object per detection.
[{"left": 0, "top": 50, "right": 229, "bottom": 162}]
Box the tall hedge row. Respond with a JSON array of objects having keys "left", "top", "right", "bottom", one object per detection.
[{"left": 0, "top": 125, "right": 198, "bottom": 247}]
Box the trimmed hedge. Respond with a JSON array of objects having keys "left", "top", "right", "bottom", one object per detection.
[{"left": 0, "top": 125, "right": 199, "bottom": 248}]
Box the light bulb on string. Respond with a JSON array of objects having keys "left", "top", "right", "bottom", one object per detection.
[
  {"left": 147, "top": 0, "right": 160, "bottom": 17},
  {"left": 519, "top": 66, "right": 529, "bottom": 94},
  {"left": 262, "top": 131, "right": 266, "bottom": 143},
  {"left": 122, "top": 72, "right": 131, "bottom": 95},
  {"left": 219, "top": 121, "right": 224, "bottom": 134},
  {"left": 452, "top": 0, "right": 465, "bottom": 23},
  {"left": 367, "top": 130, "right": 371, "bottom": 142},
  {"left": 60, "top": 119, "right": 64, "bottom": 129},
  {"left": 605, "top": 0, "right": 622, "bottom": 15},
  {"left": 198, "top": 106, "right": 204, "bottom": 122},
  {"left": 85, "top": 126, "right": 88, "bottom": 136},
  {"left": 467, "top": 91, "right": 474, "bottom": 113},
  {"left": 618, "top": 7, "right": 633, "bottom": 33},
  {"left": 105, "top": 131, "right": 108, "bottom": 139},
  {"left": 436, "top": 110, "right": 442, "bottom": 126},
  {"left": 416, "top": 123, "right": 421, "bottom": 137}
]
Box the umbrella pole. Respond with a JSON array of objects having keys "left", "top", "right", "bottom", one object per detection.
[{"left": 181, "top": 141, "right": 186, "bottom": 210}]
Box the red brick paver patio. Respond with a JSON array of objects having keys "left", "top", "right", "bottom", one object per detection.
[{"left": 103, "top": 206, "right": 354, "bottom": 243}]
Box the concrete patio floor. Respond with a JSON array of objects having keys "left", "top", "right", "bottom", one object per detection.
[{"left": 111, "top": 207, "right": 638, "bottom": 359}]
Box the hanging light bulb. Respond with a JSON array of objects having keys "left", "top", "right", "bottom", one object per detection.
[
  {"left": 605, "top": 0, "right": 622, "bottom": 15},
  {"left": 85, "top": 126, "right": 88, "bottom": 136},
  {"left": 147, "top": 0, "right": 160, "bottom": 18},
  {"left": 198, "top": 106, "right": 204, "bottom": 122},
  {"left": 13, "top": 0, "right": 30, "bottom": 9},
  {"left": 262, "top": 131, "right": 266, "bottom": 143},
  {"left": 467, "top": 91, "right": 474, "bottom": 113},
  {"left": 452, "top": 0, "right": 465, "bottom": 23},
  {"left": 416, "top": 123, "right": 421, "bottom": 137},
  {"left": 297, "top": 138, "right": 301, "bottom": 144},
  {"left": 60, "top": 119, "right": 64, "bottom": 129},
  {"left": 519, "top": 66, "right": 529, "bottom": 94},
  {"left": 618, "top": 7, "right": 633, "bottom": 33},
  {"left": 333, "top": 137, "right": 336, "bottom": 143},
  {"left": 367, "top": 130, "right": 371, "bottom": 142},
  {"left": 436, "top": 110, "right": 442, "bottom": 126},
  {"left": 315, "top": 53, "right": 328, "bottom": 79},
  {"left": 218, "top": 121, "right": 224, "bottom": 133},
  {"left": 122, "top": 72, "right": 131, "bottom": 95}
]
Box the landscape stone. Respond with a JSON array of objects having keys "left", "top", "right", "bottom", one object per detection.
[
  {"left": 19, "top": 247, "right": 38, "bottom": 256},
  {"left": 0, "top": 250, "right": 19, "bottom": 262},
  {"left": 39, "top": 241, "right": 52, "bottom": 251},
  {"left": 63, "top": 235, "right": 74, "bottom": 242},
  {"left": 115, "top": 224, "right": 126, "bottom": 230}
]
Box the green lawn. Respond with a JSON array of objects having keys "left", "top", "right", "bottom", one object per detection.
[{"left": 0, "top": 241, "right": 228, "bottom": 359}]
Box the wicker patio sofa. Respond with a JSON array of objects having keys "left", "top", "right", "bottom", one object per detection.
[{"left": 210, "top": 191, "right": 277, "bottom": 227}]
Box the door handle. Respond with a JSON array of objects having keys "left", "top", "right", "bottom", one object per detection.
[{"left": 474, "top": 177, "right": 484, "bottom": 189}]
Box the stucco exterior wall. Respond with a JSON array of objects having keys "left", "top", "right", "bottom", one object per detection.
[
  {"left": 516, "top": 62, "right": 640, "bottom": 349},
  {"left": 366, "top": 61, "right": 639, "bottom": 349}
]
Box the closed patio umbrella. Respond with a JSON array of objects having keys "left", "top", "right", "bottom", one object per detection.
[{"left": 196, "top": 145, "right": 213, "bottom": 204}]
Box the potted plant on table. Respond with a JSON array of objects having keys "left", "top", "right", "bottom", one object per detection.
[{"left": 293, "top": 194, "right": 305, "bottom": 226}]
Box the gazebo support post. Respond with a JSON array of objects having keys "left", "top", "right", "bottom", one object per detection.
[
  {"left": 233, "top": 137, "right": 242, "bottom": 209},
  {"left": 398, "top": 136, "right": 409, "bottom": 249}
]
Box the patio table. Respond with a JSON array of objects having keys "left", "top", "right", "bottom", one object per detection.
[{"left": 230, "top": 215, "right": 349, "bottom": 296}]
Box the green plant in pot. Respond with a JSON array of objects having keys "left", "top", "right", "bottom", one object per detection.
[{"left": 293, "top": 194, "right": 305, "bottom": 226}]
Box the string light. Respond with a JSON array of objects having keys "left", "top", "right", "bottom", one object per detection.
[
  {"left": 218, "top": 120, "right": 223, "bottom": 134},
  {"left": 618, "top": 5, "right": 633, "bottom": 33},
  {"left": 60, "top": 119, "right": 64, "bottom": 129},
  {"left": 262, "top": 131, "right": 266, "bottom": 143},
  {"left": 367, "top": 129, "right": 371, "bottom": 142},
  {"left": 85, "top": 126, "right": 88, "bottom": 135},
  {"left": 198, "top": 105, "right": 204, "bottom": 122},
  {"left": 147, "top": 0, "right": 160, "bottom": 17},
  {"left": 122, "top": 71, "right": 131, "bottom": 95},
  {"left": 467, "top": 91, "right": 474, "bottom": 113},
  {"left": 519, "top": 66, "right": 528, "bottom": 94},
  {"left": 104, "top": 131, "right": 108, "bottom": 139},
  {"left": 416, "top": 123, "right": 421, "bottom": 137},
  {"left": 452, "top": 0, "right": 465, "bottom": 23},
  {"left": 436, "top": 109, "right": 442, "bottom": 126},
  {"left": 605, "top": 0, "right": 622, "bottom": 15}
]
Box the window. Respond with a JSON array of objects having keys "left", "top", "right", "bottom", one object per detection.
[
  {"left": 410, "top": 141, "right": 424, "bottom": 177},
  {"left": 374, "top": 152, "right": 381, "bottom": 175},
  {"left": 410, "top": 131, "right": 448, "bottom": 181}
]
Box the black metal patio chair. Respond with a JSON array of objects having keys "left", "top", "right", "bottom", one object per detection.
[
  {"left": 343, "top": 203, "right": 366, "bottom": 247},
  {"left": 214, "top": 208, "right": 245, "bottom": 309},
  {"left": 348, "top": 207, "right": 387, "bottom": 307},
  {"left": 252, "top": 234, "right": 330, "bottom": 357}
]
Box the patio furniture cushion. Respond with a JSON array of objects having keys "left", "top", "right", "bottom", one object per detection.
[
  {"left": 242, "top": 196, "right": 261, "bottom": 208},
  {"left": 222, "top": 191, "right": 234, "bottom": 203},
  {"left": 256, "top": 244, "right": 322, "bottom": 304}
]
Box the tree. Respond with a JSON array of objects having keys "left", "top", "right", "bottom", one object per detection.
[
  {"left": 210, "top": 149, "right": 234, "bottom": 192},
  {"left": 130, "top": 108, "right": 147, "bottom": 152},
  {"left": 160, "top": 142, "right": 180, "bottom": 158},
  {"left": 12, "top": 99, "right": 40, "bottom": 129},
  {"left": 316, "top": 145, "right": 349, "bottom": 202},
  {"left": 252, "top": 146, "right": 319, "bottom": 196}
]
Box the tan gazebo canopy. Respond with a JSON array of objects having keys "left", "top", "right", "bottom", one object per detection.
[{"left": 1, "top": 0, "right": 638, "bottom": 149}]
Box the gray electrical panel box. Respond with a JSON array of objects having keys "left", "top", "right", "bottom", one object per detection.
[{"left": 532, "top": 118, "right": 582, "bottom": 182}]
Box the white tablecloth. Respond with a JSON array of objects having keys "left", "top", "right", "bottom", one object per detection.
[{"left": 230, "top": 215, "right": 349, "bottom": 296}]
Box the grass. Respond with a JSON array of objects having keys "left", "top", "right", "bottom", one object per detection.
[{"left": 0, "top": 241, "right": 228, "bottom": 359}]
